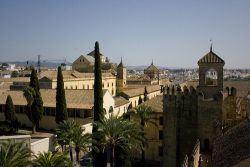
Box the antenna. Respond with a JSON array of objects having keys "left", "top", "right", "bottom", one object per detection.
[{"left": 37, "top": 55, "right": 41, "bottom": 76}]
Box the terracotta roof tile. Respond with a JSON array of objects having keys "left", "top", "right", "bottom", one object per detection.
[
  {"left": 143, "top": 95, "right": 163, "bottom": 113},
  {"left": 121, "top": 85, "right": 161, "bottom": 98},
  {"left": 0, "top": 89, "right": 108, "bottom": 109},
  {"left": 114, "top": 96, "right": 130, "bottom": 107},
  {"left": 198, "top": 51, "right": 225, "bottom": 64}
]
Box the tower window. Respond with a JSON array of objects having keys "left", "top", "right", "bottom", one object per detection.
[{"left": 205, "top": 68, "right": 218, "bottom": 86}]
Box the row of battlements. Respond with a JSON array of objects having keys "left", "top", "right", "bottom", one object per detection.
[
  {"left": 162, "top": 85, "right": 197, "bottom": 96},
  {"left": 163, "top": 85, "right": 223, "bottom": 102}
]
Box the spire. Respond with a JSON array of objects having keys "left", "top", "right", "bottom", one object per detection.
[
  {"left": 151, "top": 59, "right": 154, "bottom": 65},
  {"left": 118, "top": 57, "right": 124, "bottom": 68},
  {"left": 210, "top": 39, "right": 213, "bottom": 52}
]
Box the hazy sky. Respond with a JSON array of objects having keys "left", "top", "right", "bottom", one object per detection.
[{"left": 0, "top": 0, "right": 250, "bottom": 68}]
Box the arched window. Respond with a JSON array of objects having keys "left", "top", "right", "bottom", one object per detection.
[{"left": 205, "top": 68, "right": 218, "bottom": 86}]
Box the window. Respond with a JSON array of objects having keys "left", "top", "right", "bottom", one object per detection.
[
  {"left": 83, "top": 84, "right": 85, "bottom": 89},
  {"left": 205, "top": 68, "right": 218, "bottom": 86},
  {"left": 102, "top": 83, "right": 104, "bottom": 88},
  {"left": 158, "top": 146, "right": 163, "bottom": 157},
  {"left": 65, "top": 86, "right": 68, "bottom": 89},
  {"left": 159, "top": 116, "right": 163, "bottom": 126},
  {"left": 87, "top": 85, "right": 89, "bottom": 89},
  {"left": 159, "top": 130, "right": 163, "bottom": 140},
  {"left": 107, "top": 82, "right": 109, "bottom": 87},
  {"left": 71, "top": 86, "right": 73, "bottom": 89},
  {"left": 0, "top": 105, "right": 3, "bottom": 112},
  {"left": 75, "top": 85, "right": 77, "bottom": 89},
  {"left": 76, "top": 109, "right": 80, "bottom": 117},
  {"left": 112, "top": 82, "right": 113, "bottom": 87}
]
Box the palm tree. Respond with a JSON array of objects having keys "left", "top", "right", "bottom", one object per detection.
[
  {"left": 56, "top": 121, "right": 91, "bottom": 164},
  {"left": 0, "top": 140, "right": 32, "bottom": 167},
  {"left": 33, "top": 151, "right": 73, "bottom": 167},
  {"left": 94, "top": 115, "right": 145, "bottom": 167},
  {"left": 71, "top": 124, "right": 91, "bottom": 164},
  {"left": 129, "top": 104, "right": 156, "bottom": 166},
  {"left": 56, "top": 120, "right": 77, "bottom": 161}
]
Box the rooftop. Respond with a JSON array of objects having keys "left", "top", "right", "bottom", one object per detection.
[{"left": 121, "top": 85, "right": 161, "bottom": 98}]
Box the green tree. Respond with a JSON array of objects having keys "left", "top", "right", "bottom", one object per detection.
[
  {"left": 55, "top": 66, "right": 68, "bottom": 124},
  {"left": 11, "top": 71, "right": 18, "bottom": 77},
  {"left": 143, "top": 86, "right": 148, "bottom": 102},
  {"left": 56, "top": 121, "right": 77, "bottom": 161},
  {"left": 92, "top": 41, "right": 106, "bottom": 167},
  {"left": 94, "top": 115, "right": 145, "bottom": 167},
  {"left": 24, "top": 68, "right": 43, "bottom": 133},
  {"left": 129, "top": 104, "right": 155, "bottom": 166},
  {"left": 0, "top": 140, "right": 32, "bottom": 167},
  {"left": 23, "top": 86, "right": 36, "bottom": 133},
  {"left": 4, "top": 95, "right": 19, "bottom": 132},
  {"left": 33, "top": 151, "right": 72, "bottom": 167},
  {"left": 71, "top": 125, "right": 91, "bottom": 164},
  {"left": 30, "top": 68, "right": 40, "bottom": 91}
]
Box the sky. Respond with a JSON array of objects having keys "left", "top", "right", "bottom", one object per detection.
[{"left": 0, "top": 0, "right": 250, "bottom": 68}]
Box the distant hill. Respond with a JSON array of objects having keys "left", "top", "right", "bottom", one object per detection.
[{"left": 0, "top": 61, "right": 72, "bottom": 68}]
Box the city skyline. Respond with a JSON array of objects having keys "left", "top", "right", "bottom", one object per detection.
[{"left": 0, "top": 0, "right": 250, "bottom": 68}]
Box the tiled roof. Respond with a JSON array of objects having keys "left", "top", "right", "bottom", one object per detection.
[
  {"left": 39, "top": 70, "right": 115, "bottom": 80},
  {"left": 121, "top": 85, "right": 161, "bottom": 98},
  {"left": 84, "top": 55, "right": 95, "bottom": 65},
  {"left": 198, "top": 51, "right": 225, "bottom": 64},
  {"left": 143, "top": 95, "right": 163, "bottom": 113},
  {"left": 0, "top": 89, "right": 108, "bottom": 109},
  {"left": 114, "top": 96, "right": 130, "bottom": 107},
  {"left": 145, "top": 63, "right": 159, "bottom": 72},
  {"left": 0, "top": 77, "right": 30, "bottom": 83},
  {"left": 212, "top": 119, "right": 250, "bottom": 167}
]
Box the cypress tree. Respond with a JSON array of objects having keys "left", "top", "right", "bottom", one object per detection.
[
  {"left": 143, "top": 86, "right": 148, "bottom": 102},
  {"left": 28, "top": 68, "right": 43, "bottom": 133},
  {"left": 55, "top": 66, "right": 68, "bottom": 124},
  {"left": 92, "top": 41, "right": 106, "bottom": 167},
  {"left": 30, "top": 68, "right": 40, "bottom": 91},
  {"left": 4, "top": 95, "right": 19, "bottom": 131},
  {"left": 4, "top": 95, "right": 16, "bottom": 122}
]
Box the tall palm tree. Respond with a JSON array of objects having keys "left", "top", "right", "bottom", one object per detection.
[
  {"left": 129, "top": 104, "right": 156, "bottom": 166},
  {"left": 33, "top": 151, "right": 73, "bottom": 167},
  {"left": 0, "top": 140, "right": 32, "bottom": 167},
  {"left": 71, "top": 125, "right": 91, "bottom": 164},
  {"left": 94, "top": 115, "right": 145, "bottom": 167}
]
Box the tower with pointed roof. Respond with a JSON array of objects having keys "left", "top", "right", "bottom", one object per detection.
[
  {"left": 197, "top": 45, "right": 224, "bottom": 151},
  {"left": 116, "top": 57, "right": 127, "bottom": 93},
  {"left": 163, "top": 46, "right": 225, "bottom": 167},
  {"left": 144, "top": 60, "right": 160, "bottom": 79}
]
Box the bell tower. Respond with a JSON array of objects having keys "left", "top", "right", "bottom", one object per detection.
[
  {"left": 116, "top": 57, "right": 127, "bottom": 93},
  {"left": 197, "top": 45, "right": 225, "bottom": 151}
]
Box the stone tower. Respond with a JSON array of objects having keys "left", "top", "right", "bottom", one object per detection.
[
  {"left": 197, "top": 45, "right": 224, "bottom": 151},
  {"left": 116, "top": 57, "right": 127, "bottom": 92},
  {"left": 163, "top": 46, "right": 225, "bottom": 167}
]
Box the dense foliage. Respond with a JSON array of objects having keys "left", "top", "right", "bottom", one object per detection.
[{"left": 55, "top": 66, "right": 68, "bottom": 124}]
